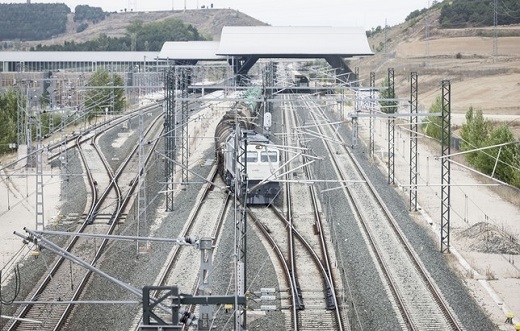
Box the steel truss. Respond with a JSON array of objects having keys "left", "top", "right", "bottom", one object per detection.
[
  {"left": 369, "top": 71, "right": 375, "bottom": 156},
  {"left": 387, "top": 68, "right": 395, "bottom": 185},
  {"left": 409, "top": 72, "right": 419, "bottom": 211},
  {"left": 164, "top": 67, "right": 176, "bottom": 211},
  {"left": 234, "top": 126, "right": 248, "bottom": 331},
  {"left": 440, "top": 80, "right": 451, "bottom": 253},
  {"left": 35, "top": 110, "right": 44, "bottom": 231},
  {"left": 178, "top": 67, "right": 190, "bottom": 186}
]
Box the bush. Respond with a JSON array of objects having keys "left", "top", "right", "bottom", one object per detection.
[
  {"left": 460, "top": 106, "right": 520, "bottom": 187},
  {"left": 422, "top": 96, "right": 443, "bottom": 141},
  {"left": 76, "top": 22, "right": 88, "bottom": 33}
]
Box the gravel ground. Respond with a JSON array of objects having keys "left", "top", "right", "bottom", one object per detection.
[
  {"left": 1, "top": 93, "right": 497, "bottom": 331},
  {"left": 63, "top": 105, "right": 284, "bottom": 330},
  {"left": 321, "top": 99, "right": 497, "bottom": 330},
  {"left": 0, "top": 148, "right": 87, "bottom": 329},
  {"left": 290, "top": 100, "right": 403, "bottom": 331}
]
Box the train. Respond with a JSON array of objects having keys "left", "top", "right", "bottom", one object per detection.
[{"left": 214, "top": 90, "right": 282, "bottom": 205}]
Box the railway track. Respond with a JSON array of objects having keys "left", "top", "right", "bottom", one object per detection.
[
  {"left": 299, "top": 94, "right": 464, "bottom": 331},
  {"left": 6, "top": 106, "right": 163, "bottom": 330},
  {"left": 1, "top": 83, "right": 468, "bottom": 330},
  {"left": 125, "top": 96, "right": 235, "bottom": 330},
  {"left": 125, "top": 164, "right": 232, "bottom": 329},
  {"left": 245, "top": 94, "right": 345, "bottom": 330}
]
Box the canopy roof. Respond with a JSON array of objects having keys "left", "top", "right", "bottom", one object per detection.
[
  {"left": 217, "top": 26, "right": 373, "bottom": 58},
  {"left": 158, "top": 41, "right": 225, "bottom": 60}
]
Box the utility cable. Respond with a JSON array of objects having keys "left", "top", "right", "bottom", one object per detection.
[{"left": 0, "top": 265, "right": 21, "bottom": 305}]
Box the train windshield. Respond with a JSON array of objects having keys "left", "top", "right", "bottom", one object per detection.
[
  {"left": 261, "top": 151, "right": 278, "bottom": 163},
  {"left": 243, "top": 151, "right": 258, "bottom": 163}
]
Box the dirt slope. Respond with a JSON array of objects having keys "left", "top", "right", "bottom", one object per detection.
[
  {"left": 20, "top": 8, "right": 266, "bottom": 50},
  {"left": 349, "top": 7, "right": 520, "bottom": 138}
]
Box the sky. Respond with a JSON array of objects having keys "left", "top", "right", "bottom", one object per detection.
[{"left": 3, "top": 0, "right": 430, "bottom": 29}]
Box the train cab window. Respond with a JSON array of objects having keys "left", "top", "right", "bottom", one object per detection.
[
  {"left": 261, "top": 151, "right": 278, "bottom": 162},
  {"left": 243, "top": 151, "right": 258, "bottom": 163}
]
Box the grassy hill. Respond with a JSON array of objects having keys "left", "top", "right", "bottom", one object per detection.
[
  {"left": 349, "top": 6, "right": 520, "bottom": 138},
  {"left": 6, "top": 5, "right": 520, "bottom": 138},
  {"left": 13, "top": 8, "right": 266, "bottom": 50}
]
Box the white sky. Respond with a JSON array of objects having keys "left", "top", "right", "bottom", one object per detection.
[{"left": 3, "top": 0, "right": 429, "bottom": 29}]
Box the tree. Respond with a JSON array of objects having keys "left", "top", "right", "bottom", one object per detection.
[
  {"left": 422, "top": 96, "right": 442, "bottom": 141},
  {"left": 460, "top": 106, "right": 520, "bottom": 187},
  {"left": 440, "top": 0, "right": 520, "bottom": 28},
  {"left": 34, "top": 17, "right": 206, "bottom": 52},
  {"left": 74, "top": 5, "right": 107, "bottom": 23},
  {"left": 460, "top": 106, "right": 489, "bottom": 165},
  {"left": 0, "top": 3, "right": 70, "bottom": 40},
  {"left": 0, "top": 90, "right": 19, "bottom": 154},
  {"left": 476, "top": 125, "right": 520, "bottom": 185},
  {"left": 85, "top": 69, "right": 126, "bottom": 121},
  {"left": 379, "top": 77, "right": 398, "bottom": 114}
]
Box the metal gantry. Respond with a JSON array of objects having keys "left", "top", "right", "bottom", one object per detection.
[
  {"left": 262, "top": 62, "right": 275, "bottom": 137},
  {"left": 137, "top": 106, "right": 148, "bottom": 253},
  {"left": 440, "top": 80, "right": 451, "bottom": 253},
  {"left": 35, "top": 110, "right": 44, "bottom": 231},
  {"left": 387, "top": 68, "right": 395, "bottom": 185},
  {"left": 197, "top": 238, "right": 214, "bottom": 330},
  {"left": 234, "top": 125, "right": 248, "bottom": 331},
  {"left": 164, "top": 67, "right": 176, "bottom": 211},
  {"left": 409, "top": 72, "right": 419, "bottom": 211},
  {"left": 16, "top": 84, "right": 28, "bottom": 149},
  {"left": 369, "top": 71, "right": 375, "bottom": 156},
  {"left": 178, "top": 67, "right": 191, "bottom": 187},
  {"left": 164, "top": 65, "right": 202, "bottom": 200}
]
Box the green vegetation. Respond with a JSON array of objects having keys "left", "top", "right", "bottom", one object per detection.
[
  {"left": 85, "top": 69, "right": 126, "bottom": 120},
  {"left": 422, "top": 102, "right": 520, "bottom": 187},
  {"left": 74, "top": 5, "right": 108, "bottom": 23},
  {"left": 0, "top": 90, "right": 69, "bottom": 155},
  {"left": 423, "top": 96, "right": 443, "bottom": 141},
  {"left": 77, "top": 22, "right": 89, "bottom": 33},
  {"left": 0, "top": 91, "right": 19, "bottom": 154},
  {"left": 440, "top": 0, "right": 520, "bottom": 28},
  {"left": 0, "top": 3, "right": 70, "bottom": 41},
  {"left": 405, "top": 1, "right": 441, "bottom": 22},
  {"left": 0, "top": 3, "right": 108, "bottom": 42},
  {"left": 367, "top": 0, "right": 520, "bottom": 34},
  {"left": 32, "top": 18, "right": 206, "bottom": 52},
  {"left": 0, "top": 70, "right": 125, "bottom": 155},
  {"left": 460, "top": 107, "right": 520, "bottom": 187},
  {"left": 379, "top": 78, "right": 398, "bottom": 114},
  {"left": 366, "top": 26, "right": 384, "bottom": 38}
]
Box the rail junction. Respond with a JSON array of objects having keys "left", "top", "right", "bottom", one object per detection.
[{"left": 0, "top": 26, "right": 496, "bottom": 331}]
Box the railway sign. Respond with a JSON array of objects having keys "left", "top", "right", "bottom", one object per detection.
[
  {"left": 260, "top": 305, "right": 277, "bottom": 311},
  {"left": 260, "top": 288, "right": 276, "bottom": 293}
]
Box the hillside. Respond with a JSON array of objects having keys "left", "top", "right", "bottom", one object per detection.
[
  {"left": 7, "top": 4, "right": 520, "bottom": 139},
  {"left": 14, "top": 8, "right": 266, "bottom": 50},
  {"left": 350, "top": 7, "right": 520, "bottom": 133}
]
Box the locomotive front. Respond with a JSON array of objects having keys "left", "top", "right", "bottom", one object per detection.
[{"left": 214, "top": 92, "right": 281, "bottom": 205}]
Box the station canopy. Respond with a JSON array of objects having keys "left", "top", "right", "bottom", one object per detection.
[
  {"left": 216, "top": 26, "right": 373, "bottom": 78},
  {"left": 157, "top": 26, "right": 372, "bottom": 79},
  {"left": 217, "top": 26, "right": 373, "bottom": 58},
  {"left": 157, "top": 41, "right": 226, "bottom": 64},
  {"left": 0, "top": 26, "right": 373, "bottom": 80}
]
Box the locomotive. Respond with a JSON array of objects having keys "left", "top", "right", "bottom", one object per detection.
[{"left": 214, "top": 90, "right": 281, "bottom": 205}]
